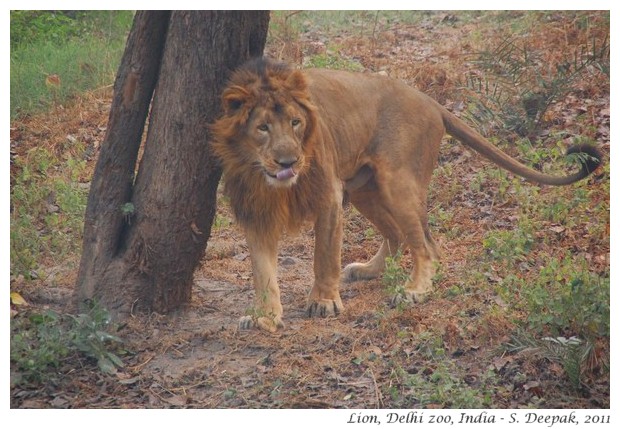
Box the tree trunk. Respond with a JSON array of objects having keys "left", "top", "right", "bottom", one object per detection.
[{"left": 75, "top": 11, "right": 270, "bottom": 317}]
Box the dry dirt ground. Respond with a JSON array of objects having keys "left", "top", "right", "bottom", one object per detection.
[{"left": 10, "top": 11, "right": 610, "bottom": 409}]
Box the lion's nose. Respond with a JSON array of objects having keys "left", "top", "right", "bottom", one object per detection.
[{"left": 275, "top": 157, "right": 298, "bottom": 169}]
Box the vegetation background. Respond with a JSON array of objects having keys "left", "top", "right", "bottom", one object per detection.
[{"left": 10, "top": 10, "right": 609, "bottom": 409}]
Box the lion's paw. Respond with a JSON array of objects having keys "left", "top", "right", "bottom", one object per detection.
[
  {"left": 343, "top": 263, "right": 379, "bottom": 283},
  {"left": 238, "top": 315, "right": 284, "bottom": 333},
  {"left": 306, "top": 299, "right": 344, "bottom": 318},
  {"left": 409, "top": 291, "right": 430, "bottom": 303},
  {"left": 238, "top": 315, "right": 255, "bottom": 330}
]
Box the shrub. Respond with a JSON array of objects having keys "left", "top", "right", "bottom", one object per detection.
[{"left": 11, "top": 303, "right": 125, "bottom": 387}]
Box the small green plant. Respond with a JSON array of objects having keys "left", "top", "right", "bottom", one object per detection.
[
  {"left": 514, "top": 137, "right": 562, "bottom": 170},
  {"left": 428, "top": 206, "right": 457, "bottom": 237},
  {"left": 223, "top": 388, "right": 237, "bottom": 400},
  {"left": 10, "top": 310, "right": 70, "bottom": 385},
  {"left": 469, "top": 168, "right": 489, "bottom": 193},
  {"left": 382, "top": 251, "right": 409, "bottom": 304},
  {"left": 10, "top": 302, "right": 125, "bottom": 387},
  {"left": 11, "top": 11, "right": 83, "bottom": 48},
  {"left": 364, "top": 227, "right": 376, "bottom": 239},
  {"left": 243, "top": 288, "right": 281, "bottom": 329},
  {"left": 213, "top": 214, "right": 233, "bottom": 230},
  {"left": 494, "top": 254, "right": 609, "bottom": 346},
  {"left": 386, "top": 326, "right": 500, "bottom": 407},
  {"left": 121, "top": 202, "right": 135, "bottom": 225},
  {"left": 414, "top": 331, "right": 447, "bottom": 360},
  {"left": 69, "top": 301, "right": 125, "bottom": 375},
  {"left": 482, "top": 220, "right": 535, "bottom": 265},
  {"left": 539, "top": 188, "right": 589, "bottom": 226},
  {"left": 524, "top": 257, "right": 609, "bottom": 338}
]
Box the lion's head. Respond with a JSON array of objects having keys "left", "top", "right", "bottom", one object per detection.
[
  {"left": 211, "top": 58, "right": 318, "bottom": 189},
  {"left": 210, "top": 58, "right": 328, "bottom": 233}
]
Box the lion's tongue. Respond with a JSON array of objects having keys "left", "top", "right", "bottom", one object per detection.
[{"left": 276, "top": 167, "right": 296, "bottom": 181}]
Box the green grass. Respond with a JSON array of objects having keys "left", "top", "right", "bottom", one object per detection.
[
  {"left": 11, "top": 39, "right": 121, "bottom": 117},
  {"left": 10, "top": 11, "right": 133, "bottom": 275},
  {"left": 498, "top": 256, "right": 610, "bottom": 339},
  {"left": 10, "top": 11, "right": 133, "bottom": 119},
  {"left": 10, "top": 145, "right": 90, "bottom": 279},
  {"left": 478, "top": 173, "right": 609, "bottom": 341},
  {"left": 275, "top": 11, "right": 460, "bottom": 38},
  {"left": 304, "top": 52, "right": 364, "bottom": 71},
  {"left": 467, "top": 154, "right": 609, "bottom": 388}
]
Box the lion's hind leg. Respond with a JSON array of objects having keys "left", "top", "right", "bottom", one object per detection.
[
  {"left": 392, "top": 195, "right": 439, "bottom": 304},
  {"left": 347, "top": 173, "right": 439, "bottom": 304},
  {"left": 344, "top": 183, "right": 403, "bottom": 282}
]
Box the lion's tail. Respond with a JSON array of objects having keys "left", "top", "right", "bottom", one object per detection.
[{"left": 441, "top": 108, "right": 602, "bottom": 186}]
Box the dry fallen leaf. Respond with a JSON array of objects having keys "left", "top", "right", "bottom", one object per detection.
[
  {"left": 10, "top": 291, "right": 28, "bottom": 306},
  {"left": 45, "top": 74, "right": 61, "bottom": 87}
]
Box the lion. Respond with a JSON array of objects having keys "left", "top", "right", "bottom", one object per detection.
[{"left": 210, "top": 57, "right": 601, "bottom": 332}]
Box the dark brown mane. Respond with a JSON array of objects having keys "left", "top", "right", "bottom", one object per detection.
[{"left": 235, "top": 57, "right": 293, "bottom": 88}]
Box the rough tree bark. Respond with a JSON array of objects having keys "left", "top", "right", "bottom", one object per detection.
[{"left": 75, "top": 11, "right": 270, "bottom": 317}]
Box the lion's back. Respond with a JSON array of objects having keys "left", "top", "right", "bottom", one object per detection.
[{"left": 305, "top": 68, "right": 439, "bottom": 125}]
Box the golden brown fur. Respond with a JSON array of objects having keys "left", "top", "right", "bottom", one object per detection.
[{"left": 210, "top": 57, "right": 601, "bottom": 332}]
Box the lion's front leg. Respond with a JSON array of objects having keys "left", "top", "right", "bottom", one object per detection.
[
  {"left": 307, "top": 197, "right": 344, "bottom": 318},
  {"left": 241, "top": 229, "right": 284, "bottom": 332}
]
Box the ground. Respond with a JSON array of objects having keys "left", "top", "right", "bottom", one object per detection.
[{"left": 10, "top": 11, "right": 610, "bottom": 409}]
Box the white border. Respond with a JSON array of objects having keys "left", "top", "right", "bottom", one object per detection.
[{"left": 4, "top": 3, "right": 616, "bottom": 423}]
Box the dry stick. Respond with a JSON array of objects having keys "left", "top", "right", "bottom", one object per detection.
[
  {"left": 368, "top": 367, "right": 384, "bottom": 408},
  {"left": 128, "top": 354, "right": 154, "bottom": 372},
  {"left": 371, "top": 11, "right": 380, "bottom": 43},
  {"left": 167, "top": 378, "right": 211, "bottom": 393}
]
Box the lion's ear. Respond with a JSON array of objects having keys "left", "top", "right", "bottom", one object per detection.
[
  {"left": 222, "top": 85, "right": 251, "bottom": 115},
  {"left": 285, "top": 70, "right": 308, "bottom": 93}
]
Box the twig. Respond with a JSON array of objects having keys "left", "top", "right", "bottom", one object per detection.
[
  {"left": 368, "top": 367, "right": 384, "bottom": 408},
  {"left": 167, "top": 378, "right": 211, "bottom": 392},
  {"left": 128, "top": 354, "right": 154, "bottom": 372},
  {"left": 371, "top": 11, "right": 380, "bottom": 41}
]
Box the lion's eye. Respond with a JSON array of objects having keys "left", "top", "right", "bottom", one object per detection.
[
  {"left": 257, "top": 124, "right": 269, "bottom": 132},
  {"left": 291, "top": 118, "right": 302, "bottom": 127}
]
